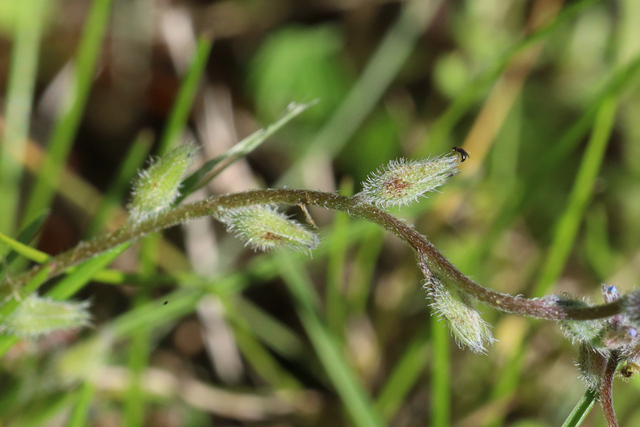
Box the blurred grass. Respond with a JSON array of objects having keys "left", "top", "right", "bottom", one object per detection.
[
  {"left": 1, "top": 0, "right": 639, "bottom": 426},
  {"left": 0, "top": 0, "right": 48, "bottom": 234},
  {"left": 21, "top": 0, "right": 113, "bottom": 228}
]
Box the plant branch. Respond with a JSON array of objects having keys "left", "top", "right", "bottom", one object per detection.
[{"left": 5, "top": 189, "right": 625, "bottom": 321}]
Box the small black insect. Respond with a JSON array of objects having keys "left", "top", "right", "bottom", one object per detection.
[
  {"left": 452, "top": 147, "right": 469, "bottom": 162},
  {"left": 163, "top": 300, "right": 168, "bottom": 305}
]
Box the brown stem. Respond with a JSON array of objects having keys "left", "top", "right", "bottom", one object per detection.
[
  {"left": 4, "top": 188, "right": 626, "bottom": 321},
  {"left": 599, "top": 351, "right": 620, "bottom": 427}
]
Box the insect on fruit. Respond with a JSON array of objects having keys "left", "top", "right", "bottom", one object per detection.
[{"left": 452, "top": 147, "right": 469, "bottom": 162}]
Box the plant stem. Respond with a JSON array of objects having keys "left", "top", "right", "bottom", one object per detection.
[
  {"left": 5, "top": 189, "right": 625, "bottom": 321},
  {"left": 599, "top": 351, "right": 620, "bottom": 427}
]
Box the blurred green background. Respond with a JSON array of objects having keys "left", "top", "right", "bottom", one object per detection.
[{"left": 1, "top": 0, "right": 640, "bottom": 426}]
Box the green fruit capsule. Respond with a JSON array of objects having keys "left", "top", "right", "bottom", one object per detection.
[
  {"left": 356, "top": 153, "right": 462, "bottom": 208},
  {"left": 2, "top": 295, "right": 91, "bottom": 338},
  {"left": 218, "top": 205, "right": 319, "bottom": 254},
  {"left": 128, "top": 143, "right": 197, "bottom": 223}
]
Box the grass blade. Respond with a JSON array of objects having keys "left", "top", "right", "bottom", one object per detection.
[
  {"left": 22, "top": 0, "right": 114, "bottom": 227},
  {"left": 68, "top": 382, "right": 96, "bottom": 427},
  {"left": 46, "top": 243, "right": 131, "bottom": 300},
  {"left": 0, "top": 210, "right": 48, "bottom": 273},
  {"left": 0, "top": 0, "right": 49, "bottom": 234},
  {"left": 0, "top": 231, "right": 49, "bottom": 264},
  {"left": 279, "top": 0, "right": 442, "bottom": 185},
  {"left": 431, "top": 316, "right": 451, "bottom": 427},
  {"left": 276, "top": 253, "right": 384, "bottom": 427},
  {"left": 486, "top": 96, "right": 619, "bottom": 426},
  {"left": 561, "top": 389, "right": 598, "bottom": 427},
  {"left": 157, "top": 35, "right": 213, "bottom": 155},
  {"left": 375, "top": 324, "right": 430, "bottom": 420},
  {"left": 86, "top": 130, "right": 154, "bottom": 236},
  {"left": 417, "top": 0, "right": 604, "bottom": 154},
  {"left": 177, "top": 100, "right": 318, "bottom": 201},
  {"left": 533, "top": 96, "right": 618, "bottom": 297},
  {"left": 109, "top": 289, "right": 204, "bottom": 337}
]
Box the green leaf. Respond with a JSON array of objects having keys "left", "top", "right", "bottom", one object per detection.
[
  {"left": 177, "top": 100, "right": 318, "bottom": 201},
  {"left": 47, "top": 243, "right": 131, "bottom": 300},
  {"left": 0, "top": 230, "right": 49, "bottom": 264}
]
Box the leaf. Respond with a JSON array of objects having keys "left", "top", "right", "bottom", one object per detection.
[{"left": 176, "top": 100, "right": 318, "bottom": 202}]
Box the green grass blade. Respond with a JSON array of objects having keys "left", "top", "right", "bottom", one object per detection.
[
  {"left": 109, "top": 289, "right": 204, "bottom": 337},
  {"left": 156, "top": 35, "right": 213, "bottom": 155},
  {"left": 347, "top": 225, "right": 384, "bottom": 315},
  {"left": 67, "top": 382, "right": 96, "bottom": 427},
  {"left": 326, "top": 187, "right": 350, "bottom": 338},
  {"left": 46, "top": 243, "right": 131, "bottom": 300},
  {"left": 461, "top": 53, "right": 640, "bottom": 273},
  {"left": 276, "top": 253, "right": 385, "bottom": 427},
  {"left": 233, "top": 297, "right": 305, "bottom": 360},
  {"left": 375, "top": 324, "right": 430, "bottom": 420},
  {"left": 124, "top": 235, "right": 157, "bottom": 427},
  {"left": 0, "top": 209, "right": 48, "bottom": 280},
  {"left": 221, "top": 295, "right": 303, "bottom": 389},
  {"left": 0, "top": 231, "right": 49, "bottom": 264},
  {"left": 584, "top": 205, "right": 620, "bottom": 280},
  {"left": 417, "top": 0, "right": 604, "bottom": 155},
  {"left": 485, "top": 97, "right": 619, "bottom": 426},
  {"left": 279, "top": 0, "right": 442, "bottom": 185},
  {"left": 177, "top": 100, "right": 318, "bottom": 201},
  {"left": 431, "top": 316, "right": 451, "bottom": 427},
  {"left": 532, "top": 96, "right": 617, "bottom": 297},
  {"left": 86, "top": 130, "right": 154, "bottom": 236},
  {"left": 561, "top": 389, "right": 597, "bottom": 427},
  {"left": 0, "top": 210, "right": 48, "bottom": 275},
  {"left": 0, "top": 229, "right": 138, "bottom": 286},
  {"left": 0, "top": 0, "right": 49, "bottom": 234},
  {"left": 22, "top": 0, "right": 114, "bottom": 227},
  {"left": 125, "top": 305, "right": 150, "bottom": 427}
]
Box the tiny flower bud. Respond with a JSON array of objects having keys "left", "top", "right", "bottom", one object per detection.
[
  {"left": 218, "top": 205, "right": 319, "bottom": 254},
  {"left": 602, "top": 284, "right": 620, "bottom": 303},
  {"left": 424, "top": 276, "right": 495, "bottom": 353},
  {"left": 1, "top": 295, "right": 91, "bottom": 338},
  {"left": 356, "top": 153, "right": 461, "bottom": 208},
  {"left": 128, "top": 143, "right": 197, "bottom": 223}
]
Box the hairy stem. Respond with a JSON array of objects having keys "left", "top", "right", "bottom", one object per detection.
[
  {"left": 5, "top": 188, "right": 625, "bottom": 321},
  {"left": 599, "top": 351, "right": 620, "bottom": 427}
]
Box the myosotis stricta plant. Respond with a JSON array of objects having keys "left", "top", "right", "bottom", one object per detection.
[{"left": 1, "top": 136, "right": 639, "bottom": 426}]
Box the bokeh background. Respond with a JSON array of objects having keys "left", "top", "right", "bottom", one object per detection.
[{"left": 1, "top": 0, "right": 640, "bottom": 426}]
